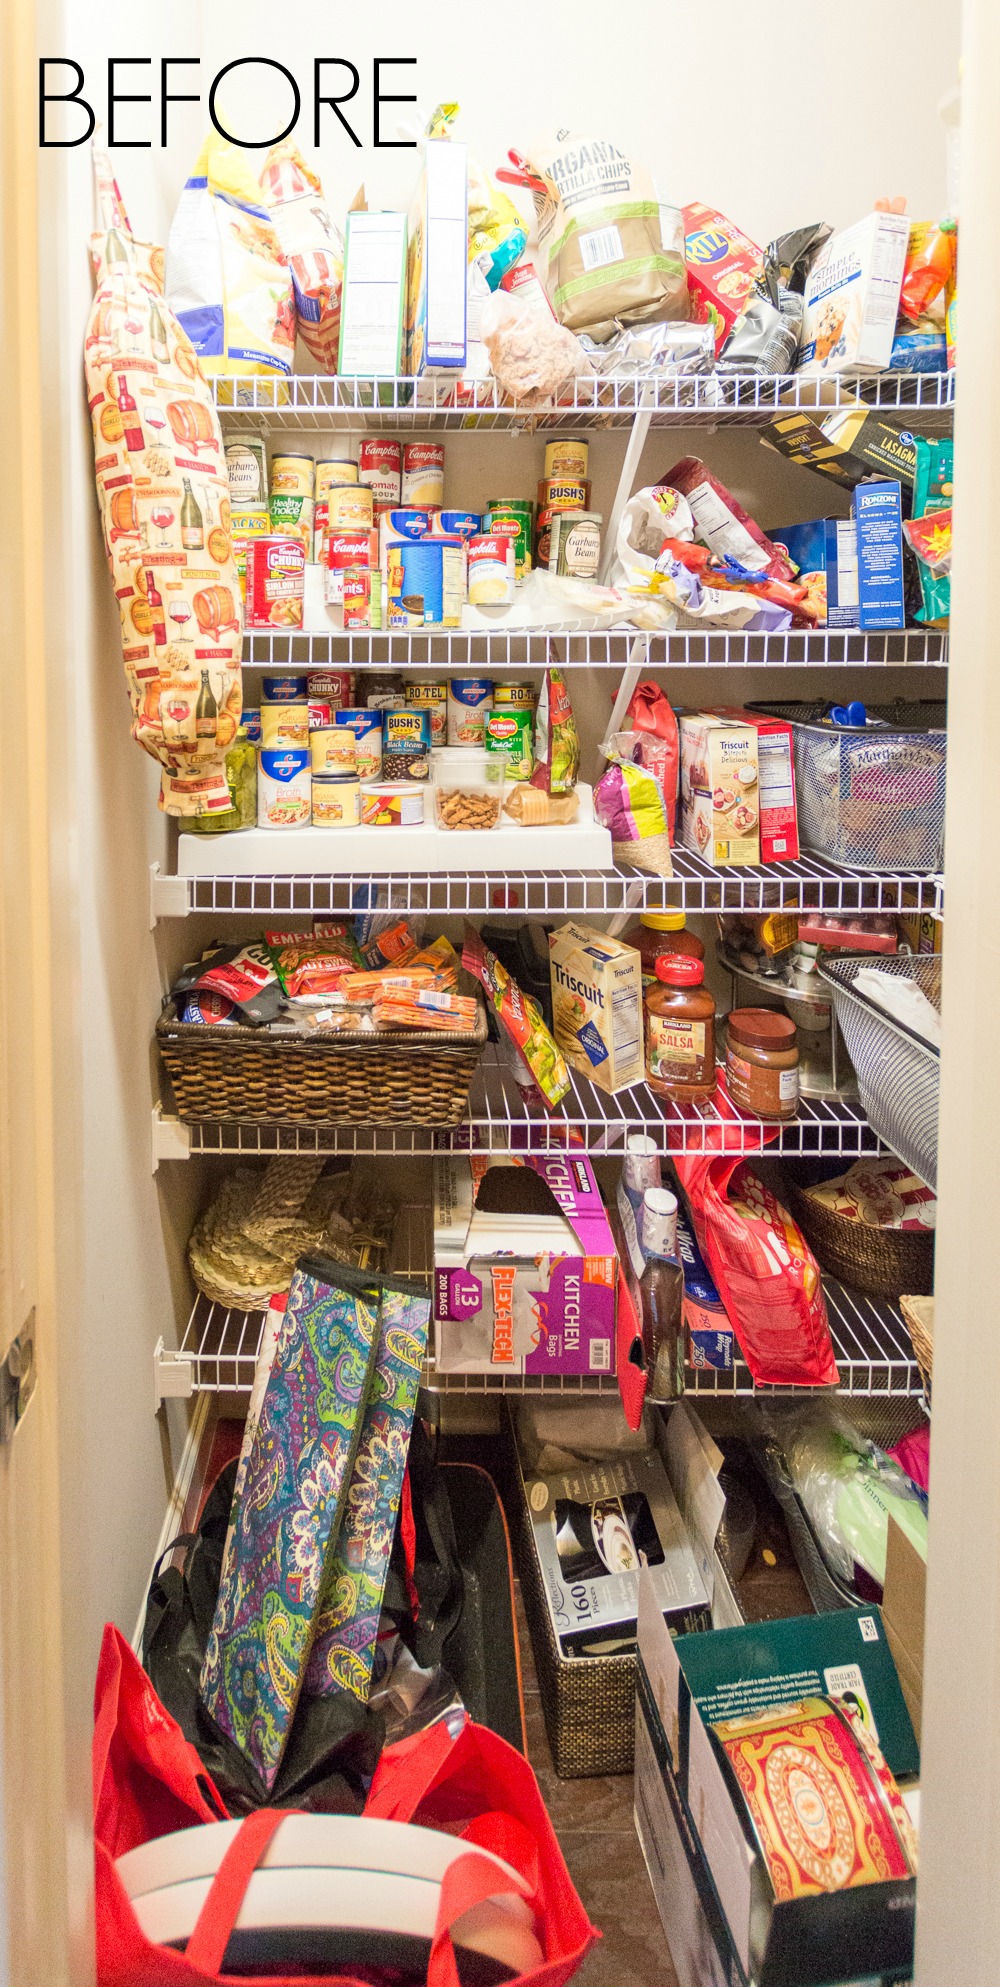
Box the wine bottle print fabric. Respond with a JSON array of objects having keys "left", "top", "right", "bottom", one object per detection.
[
  {"left": 200, "top": 1258, "right": 380, "bottom": 1789},
  {"left": 304, "top": 1283, "right": 431, "bottom": 1702}
]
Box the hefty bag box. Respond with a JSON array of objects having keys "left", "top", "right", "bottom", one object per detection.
[
  {"left": 799, "top": 211, "right": 909, "bottom": 374},
  {"left": 682, "top": 203, "right": 763, "bottom": 353},
  {"left": 770, "top": 518, "right": 859, "bottom": 630},
  {"left": 433, "top": 1153, "right": 617, "bottom": 1375},
  {"left": 712, "top": 708, "right": 799, "bottom": 863}
]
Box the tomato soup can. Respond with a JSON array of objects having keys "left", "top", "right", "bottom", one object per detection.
[{"left": 359, "top": 438, "right": 401, "bottom": 504}]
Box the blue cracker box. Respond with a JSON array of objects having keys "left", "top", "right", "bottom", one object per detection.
[
  {"left": 852, "top": 481, "right": 906, "bottom": 631},
  {"left": 675, "top": 1208, "right": 734, "bottom": 1371},
  {"left": 772, "top": 519, "right": 859, "bottom": 630}
]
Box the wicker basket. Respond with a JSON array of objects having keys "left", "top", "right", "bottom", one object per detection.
[
  {"left": 780, "top": 1161, "right": 934, "bottom": 1300},
  {"left": 156, "top": 996, "right": 489, "bottom": 1127},
  {"left": 900, "top": 1294, "right": 934, "bottom": 1402}
]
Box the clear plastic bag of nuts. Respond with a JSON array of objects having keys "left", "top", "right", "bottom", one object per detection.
[{"left": 433, "top": 749, "right": 505, "bottom": 831}]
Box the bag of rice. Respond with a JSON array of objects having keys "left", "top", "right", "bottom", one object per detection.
[
  {"left": 166, "top": 132, "right": 295, "bottom": 378},
  {"left": 260, "top": 142, "right": 344, "bottom": 372}
]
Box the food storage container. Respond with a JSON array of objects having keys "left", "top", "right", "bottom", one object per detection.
[
  {"left": 433, "top": 749, "right": 505, "bottom": 831},
  {"left": 817, "top": 952, "right": 941, "bottom": 1187},
  {"left": 753, "top": 701, "right": 947, "bottom": 873}
]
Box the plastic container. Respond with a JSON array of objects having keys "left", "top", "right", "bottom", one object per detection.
[
  {"left": 433, "top": 749, "right": 505, "bottom": 832},
  {"left": 627, "top": 911, "right": 705, "bottom": 987},
  {"left": 644, "top": 954, "right": 716, "bottom": 1103}
]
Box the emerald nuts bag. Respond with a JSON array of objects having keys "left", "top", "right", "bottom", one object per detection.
[{"left": 515, "top": 132, "right": 689, "bottom": 340}]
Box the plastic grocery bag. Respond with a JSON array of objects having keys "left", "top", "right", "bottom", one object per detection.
[
  {"left": 481, "top": 279, "right": 591, "bottom": 406},
  {"left": 166, "top": 133, "right": 295, "bottom": 377},
  {"left": 259, "top": 142, "right": 343, "bottom": 371}
]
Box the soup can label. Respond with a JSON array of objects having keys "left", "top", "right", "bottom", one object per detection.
[
  {"left": 262, "top": 673, "right": 308, "bottom": 702},
  {"left": 438, "top": 510, "right": 481, "bottom": 541},
  {"left": 485, "top": 707, "right": 534, "bottom": 781},
  {"left": 325, "top": 529, "right": 372, "bottom": 602},
  {"left": 270, "top": 454, "right": 315, "bottom": 497},
  {"left": 405, "top": 679, "right": 448, "bottom": 745},
  {"left": 310, "top": 728, "right": 358, "bottom": 777},
  {"left": 448, "top": 677, "right": 493, "bottom": 747},
  {"left": 316, "top": 458, "right": 358, "bottom": 495},
  {"left": 245, "top": 537, "right": 305, "bottom": 629},
  {"left": 359, "top": 438, "right": 402, "bottom": 503},
  {"left": 544, "top": 437, "right": 589, "bottom": 483},
  {"left": 493, "top": 681, "right": 535, "bottom": 709},
  {"left": 261, "top": 701, "right": 309, "bottom": 750},
  {"left": 484, "top": 504, "right": 532, "bottom": 585},
  {"left": 307, "top": 669, "right": 355, "bottom": 708},
  {"left": 311, "top": 778, "right": 362, "bottom": 826},
  {"left": 388, "top": 540, "right": 464, "bottom": 628},
  {"left": 333, "top": 707, "right": 382, "bottom": 778},
  {"left": 268, "top": 491, "right": 314, "bottom": 559},
  {"left": 468, "top": 534, "right": 514, "bottom": 606},
  {"left": 258, "top": 749, "right": 311, "bottom": 828},
  {"left": 402, "top": 442, "right": 445, "bottom": 506},
  {"left": 226, "top": 438, "right": 268, "bottom": 504}
]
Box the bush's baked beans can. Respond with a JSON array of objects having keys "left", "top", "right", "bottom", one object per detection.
[
  {"left": 402, "top": 442, "right": 445, "bottom": 507},
  {"left": 244, "top": 538, "right": 306, "bottom": 629},
  {"left": 468, "top": 534, "right": 514, "bottom": 606},
  {"left": 333, "top": 707, "right": 382, "bottom": 779},
  {"left": 310, "top": 728, "right": 358, "bottom": 777},
  {"left": 484, "top": 501, "right": 533, "bottom": 586},
  {"left": 316, "top": 459, "right": 358, "bottom": 494},
  {"left": 307, "top": 669, "right": 355, "bottom": 709},
  {"left": 544, "top": 438, "right": 589, "bottom": 483},
  {"left": 311, "top": 777, "right": 362, "bottom": 826},
  {"left": 359, "top": 439, "right": 402, "bottom": 504},
  {"left": 270, "top": 454, "right": 315, "bottom": 498},
  {"left": 536, "top": 475, "right": 590, "bottom": 514},
  {"left": 406, "top": 677, "right": 448, "bottom": 745}
]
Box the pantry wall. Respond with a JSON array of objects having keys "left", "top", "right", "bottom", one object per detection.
[{"left": 11, "top": 0, "right": 974, "bottom": 1982}]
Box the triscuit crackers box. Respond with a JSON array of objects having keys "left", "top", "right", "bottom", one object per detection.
[
  {"left": 548, "top": 922, "right": 645, "bottom": 1094},
  {"left": 799, "top": 211, "right": 909, "bottom": 374},
  {"left": 678, "top": 713, "right": 761, "bottom": 868}
]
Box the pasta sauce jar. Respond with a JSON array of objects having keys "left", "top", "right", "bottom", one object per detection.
[
  {"left": 725, "top": 1007, "right": 799, "bottom": 1121},
  {"left": 644, "top": 954, "right": 716, "bottom": 1103}
]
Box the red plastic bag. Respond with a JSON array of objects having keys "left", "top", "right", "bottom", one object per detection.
[
  {"left": 673, "top": 1154, "right": 839, "bottom": 1388},
  {"left": 624, "top": 679, "right": 679, "bottom": 841}
]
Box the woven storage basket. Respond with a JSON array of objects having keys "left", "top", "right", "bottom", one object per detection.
[
  {"left": 780, "top": 1161, "right": 934, "bottom": 1300},
  {"left": 156, "top": 996, "right": 488, "bottom": 1126},
  {"left": 901, "top": 1293, "right": 934, "bottom": 1402}
]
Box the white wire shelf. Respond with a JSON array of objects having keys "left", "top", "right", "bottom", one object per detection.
[
  {"left": 212, "top": 370, "right": 954, "bottom": 433},
  {"left": 242, "top": 628, "right": 948, "bottom": 671},
  {"left": 152, "top": 855, "right": 942, "bottom": 922},
  {"left": 174, "top": 1046, "right": 885, "bottom": 1160}
]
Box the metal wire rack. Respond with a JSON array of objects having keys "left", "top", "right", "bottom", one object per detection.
[
  {"left": 212, "top": 370, "right": 955, "bottom": 432},
  {"left": 241, "top": 628, "right": 948, "bottom": 671}
]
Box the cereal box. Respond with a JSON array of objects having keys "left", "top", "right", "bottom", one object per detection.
[
  {"left": 799, "top": 212, "right": 909, "bottom": 375},
  {"left": 548, "top": 922, "right": 645, "bottom": 1094},
  {"left": 678, "top": 714, "right": 760, "bottom": 868},
  {"left": 682, "top": 203, "right": 763, "bottom": 353}
]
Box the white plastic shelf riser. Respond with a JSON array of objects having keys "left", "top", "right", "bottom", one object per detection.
[{"left": 242, "top": 629, "right": 948, "bottom": 670}]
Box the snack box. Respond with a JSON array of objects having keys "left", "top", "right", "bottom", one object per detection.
[
  {"left": 406, "top": 136, "right": 469, "bottom": 374},
  {"left": 853, "top": 481, "right": 905, "bottom": 631},
  {"left": 433, "top": 1152, "right": 617, "bottom": 1376},
  {"left": 798, "top": 211, "right": 909, "bottom": 375},
  {"left": 761, "top": 410, "right": 917, "bottom": 493},
  {"left": 770, "top": 520, "right": 859, "bottom": 632},
  {"left": 675, "top": 1208, "right": 734, "bottom": 1372},
  {"left": 682, "top": 203, "right": 763, "bottom": 354},
  {"left": 338, "top": 210, "right": 407, "bottom": 376},
  {"left": 678, "top": 714, "right": 761, "bottom": 868},
  {"left": 548, "top": 922, "right": 645, "bottom": 1095},
  {"left": 711, "top": 709, "right": 799, "bottom": 863},
  {"left": 637, "top": 1577, "right": 920, "bottom": 1987}
]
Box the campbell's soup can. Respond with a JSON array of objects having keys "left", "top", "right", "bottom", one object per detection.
[
  {"left": 359, "top": 438, "right": 401, "bottom": 504},
  {"left": 270, "top": 454, "right": 315, "bottom": 498},
  {"left": 326, "top": 529, "right": 372, "bottom": 603},
  {"left": 307, "top": 669, "right": 355, "bottom": 709},
  {"left": 402, "top": 442, "right": 445, "bottom": 507},
  {"left": 544, "top": 437, "right": 589, "bottom": 483},
  {"left": 468, "top": 534, "right": 514, "bottom": 606},
  {"left": 244, "top": 538, "right": 305, "bottom": 629},
  {"left": 316, "top": 458, "right": 358, "bottom": 495},
  {"left": 334, "top": 707, "right": 382, "bottom": 779}
]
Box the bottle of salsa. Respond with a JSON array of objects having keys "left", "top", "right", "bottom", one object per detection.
[{"left": 644, "top": 954, "right": 716, "bottom": 1103}]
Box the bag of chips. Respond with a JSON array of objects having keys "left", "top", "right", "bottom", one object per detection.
[
  {"left": 530, "top": 665, "right": 579, "bottom": 795},
  {"left": 259, "top": 142, "right": 344, "bottom": 372},
  {"left": 166, "top": 133, "right": 295, "bottom": 378},
  {"left": 463, "top": 926, "right": 570, "bottom": 1110}
]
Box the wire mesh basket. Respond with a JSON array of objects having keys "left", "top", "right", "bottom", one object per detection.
[
  {"left": 753, "top": 703, "right": 947, "bottom": 872},
  {"left": 817, "top": 955, "right": 940, "bottom": 1188}
]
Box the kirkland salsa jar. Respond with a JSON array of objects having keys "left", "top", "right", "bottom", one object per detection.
[
  {"left": 644, "top": 954, "right": 716, "bottom": 1103},
  {"left": 725, "top": 1007, "right": 800, "bottom": 1121},
  {"left": 627, "top": 911, "right": 705, "bottom": 988}
]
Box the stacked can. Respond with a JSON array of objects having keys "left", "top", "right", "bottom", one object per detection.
[
  {"left": 268, "top": 454, "right": 314, "bottom": 560},
  {"left": 259, "top": 676, "right": 310, "bottom": 827},
  {"left": 536, "top": 438, "right": 591, "bottom": 568},
  {"left": 314, "top": 458, "right": 361, "bottom": 564},
  {"left": 483, "top": 499, "right": 534, "bottom": 586}
]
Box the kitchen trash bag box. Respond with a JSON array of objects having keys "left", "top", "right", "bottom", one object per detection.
[{"left": 433, "top": 1153, "right": 617, "bottom": 1375}]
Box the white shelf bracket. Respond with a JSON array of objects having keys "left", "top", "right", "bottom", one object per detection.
[
  {"left": 149, "top": 863, "right": 191, "bottom": 927},
  {"left": 598, "top": 406, "right": 653, "bottom": 585},
  {"left": 153, "top": 1337, "right": 195, "bottom": 1411},
  {"left": 151, "top": 1105, "right": 191, "bottom": 1172}
]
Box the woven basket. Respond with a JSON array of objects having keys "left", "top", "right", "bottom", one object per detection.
[
  {"left": 157, "top": 997, "right": 488, "bottom": 1126},
  {"left": 901, "top": 1294, "right": 934, "bottom": 1402},
  {"left": 781, "top": 1163, "right": 934, "bottom": 1301}
]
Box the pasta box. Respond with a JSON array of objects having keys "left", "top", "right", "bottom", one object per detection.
[{"left": 432, "top": 1153, "right": 617, "bottom": 1376}]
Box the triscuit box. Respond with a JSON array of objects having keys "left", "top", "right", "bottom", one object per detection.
[
  {"left": 712, "top": 709, "right": 799, "bottom": 863},
  {"left": 406, "top": 137, "right": 469, "bottom": 374},
  {"left": 678, "top": 713, "right": 760, "bottom": 868},
  {"left": 433, "top": 1152, "right": 617, "bottom": 1376},
  {"left": 762, "top": 409, "right": 918, "bottom": 492},
  {"left": 798, "top": 210, "right": 909, "bottom": 374},
  {"left": 338, "top": 210, "right": 407, "bottom": 376},
  {"left": 771, "top": 519, "right": 859, "bottom": 631},
  {"left": 548, "top": 922, "right": 645, "bottom": 1094}
]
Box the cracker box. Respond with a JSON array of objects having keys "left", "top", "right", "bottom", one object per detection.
[
  {"left": 406, "top": 137, "right": 469, "bottom": 375},
  {"left": 771, "top": 518, "right": 859, "bottom": 630},
  {"left": 682, "top": 203, "right": 763, "bottom": 354},
  {"left": 799, "top": 211, "right": 909, "bottom": 375},
  {"left": 338, "top": 210, "right": 407, "bottom": 376},
  {"left": 433, "top": 1152, "right": 617, "bottom": 1376},
  {"left": 853, "top": 480, "right": 905, "bottom": 630},
  {"left": 712, "top": 708, "right": 799, "bottom": 862},
  {"left": 548, "top": 922, "right": 645, "bottom": 1094},
  {"left": 678, "top": 714, "right": 760, "bottom": 868}
]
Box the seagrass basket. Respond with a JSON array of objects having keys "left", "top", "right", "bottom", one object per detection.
[
  {"left": 781, "top": 1161, "right": 935, "bottom": 1300},
  {"left": 156, "top": 996, "right": 488, "bottom": 1127}
]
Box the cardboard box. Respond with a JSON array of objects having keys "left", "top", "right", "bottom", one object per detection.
[
  {"left": 675, "top": 1209, "right": 735, "bottom": 1371},
  {"left": 433, "top": 1152, "right": 617, "bottom": 1376},
  {"left": 881, "top": 1515, "right": 926, "bottom": 1742},
  {"left": 853, "top": 481, "right": 905, "bottom": 631},
  {"left": 679, "top": 714, "right": 761, "bottom": 868},
  {"left": 799, "top": 212, "right": 909, "bottom": 374},
  {"left": 338, "top": 210, "right": 407, "bottom": 376},
  {"left": 712, "top": 709, "right": 799, "bottom": 863},
  {"left": 683, "top": 203, "right": 763, "bottom": 354},
  {"left": 548, "top": 922, "right": 645, "bottom": 1094},
  {"left": 762, "top": 410, "right": 918, "bottom": 492},
  {"left": 406, "top": 137, "right": 469, "bottom": 374},
  {"left": 771, "top": 520, "right": 860, "bottom": 631}
]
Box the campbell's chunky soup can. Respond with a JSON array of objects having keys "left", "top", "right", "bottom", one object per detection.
[
  {"left": 468, "top": 534, "right": 514, "bottom": 606},
  {"left": 402, "top": 442, "right": 445, "bottom": 507},
  {"left": 270, "top": 454, "right": 315, "bottom": 498},
  {"left": 245, "top": 537, "right": 305, "bottom": 629},
  {"left": 307, "top": 669, "right": 355, "bottom": 709},
  {"left": 359, "top": 438, "right": 402, "bottom": 504},
  {"left": 334, "top": 706, "right": 382, "bottom": 779}
]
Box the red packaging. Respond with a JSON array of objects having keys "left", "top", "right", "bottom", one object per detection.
[
  {"left": 623, "top": 679, "right": 679, "bottom": 841},
  {"left": 713, "top": 707, "right": 799, "bottom": 862},
  {"left": 682, "top": 202, "right": 763, "bottom": 353},
  {"left": 306, "top": 668, "right": 355, "bottom": 707},
  {"left": 358, "top": 437, "right": 402, "bottom": 503},
  {"left": 662, "top": 456, "right": 796, "bottom": 584},
  {"left": 244, "top": 535, "right": 305, "bottom": 630},
  {"left": 343, "top": 566, "right": 375, "bottom": 629},
  {"left": 325, "top": 528, "right": 372, "bottom": 602}
]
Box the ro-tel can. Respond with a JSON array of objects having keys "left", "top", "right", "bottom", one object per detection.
[
  {"left": 485, "top": 501, "right": 533, "bottom": 586},
  {"left": 467, "top": 534, "right": 514, "bottom": 606},
  {"left": 270, "top": 453, "right": 315, "bottom": 497},
  {"left": 359, "top": 438, "right": 402, "bottom": 504},
  {"left": 360, "top": 782, "right": 426, "bottom": 827},
  {"left": 241, "top": 707, "right": 262, "bottom": 745},
  {"left": 325, "top": 528, "right": 372, "bottom": 604},
  {"left": 437, "top": 510, "right": 481, "bottom": 541},
  {"left": 310, "top": 728, "right": 358, "bottom": 778},
  {"left": 549, "top": 509, "right": 603, "bottom": 579},
  {"left": 402, "top": 442, "right": 445, "bottom": 507},
  {"left": 382, "top": 706, "right": 432, "bottom": 781},
  {"left": 334, "top": 706, "right": 382, "bottom": 779},
  {"left": 244, "top": 536, "right": 305, "bottom": 629},
  {"left": 448, "top": 677, "right": 493, "bottom": 747},
  {"left": 261, "top": 700, "right": 309, "bottom": 750},
  {"left": 268, "top": 491, "right": 314, "bottom": 559},
  {"left": 307, "top": 669, "right": 355, "bottom": 710},
  {"left": 544, "top": 437, "right": 589, "bottom": 483},
  {"left": 315, "top": 459, "right": 359, "bottom": 495},
  {"left": 405, "top": 677, "right": 448, "bottom": 746},
  {"left": 262, "top": 674, "right": 308, "bottom": 702},
  {"left": 485, "top": 707, "right": 534, "bottom": 781},
  {"left": 230, "top": 505, "right": 270, "bottom": 601},
  {"left": 258, "top": 749, "right": 311, "bottom": 828},
  {"left": 387, "top": 538, "right": 464, "bottom": 629},
  {"left": 225, "top": 436, "right": 268, "bottom": 505},
  {"left": 493, "top": 681, "right": 536, "bottom": 709},
  {"left": 311, "top": 777, "right": 362, "bottom": 827}
]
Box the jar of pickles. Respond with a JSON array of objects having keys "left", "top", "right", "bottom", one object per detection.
[{"left": 180, "top": 725, "right": 256, "bottom": 834}]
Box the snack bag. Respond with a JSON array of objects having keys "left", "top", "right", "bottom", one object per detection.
[
  {"left": 265, "top": 927, "right": 365, "bottom": 998},
  {"left": 166, "top": 132, "right": 295, "bottom": 378},
  {"left": 898, "top": 219, "right": 957, "bottom": 324},
  {"left": 909, "top": 437, "right": 953, "bottom": 625},
  {"left": 463, "top": 925, "right": 570, "bottom": 1109},
  {"left": 530, "top": 665, "right": 580, "bottom": 795},
  {"left": 663, "top": 457, "right": 797, "bottom": 584},
  {"left": 480, "top": 278, "right": 591, "bottom": 406},
  {"left": 622, "top": 679, "right": 679, "bottom": 839},
  {"left": 593, "top": 756, "right": 672, "bottom": 878},
  {"left": 259, "top": 142, "right": 344, "bottom": 371}
]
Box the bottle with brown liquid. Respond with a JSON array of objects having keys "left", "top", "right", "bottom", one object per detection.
[
  {"left": 638, "top": 1187, "right": 685, "bottom": 1401},
  {"left": 644, "top": 954, "right": 716, "bottom": 1103}
]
